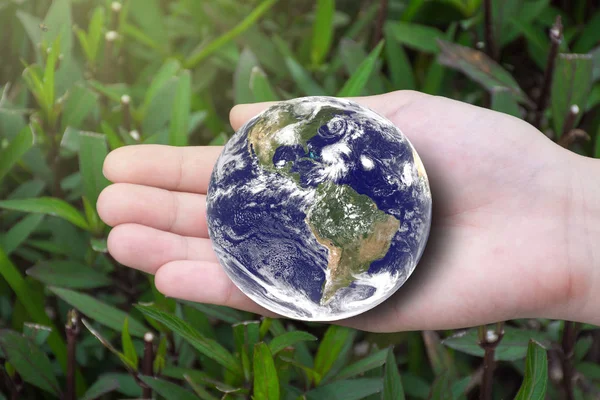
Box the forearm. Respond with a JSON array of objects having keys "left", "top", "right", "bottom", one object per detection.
[{"left": 557, "top": 153, "right": 600, "bottom": 325}]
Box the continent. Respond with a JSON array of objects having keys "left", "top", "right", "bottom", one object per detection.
[{"left": 306, "top": 183, "right": 400, "bottom": 304}]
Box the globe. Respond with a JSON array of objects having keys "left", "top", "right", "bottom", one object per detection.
[{"left": 206, "top": 96, "right": 432, "bottom": 321}]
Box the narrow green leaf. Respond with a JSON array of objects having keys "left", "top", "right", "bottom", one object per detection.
[
  {"left": 339, "top": 38, "right": 385, "bottom": 95},
  {"left": 0, "top": 197, "right": 89, "bottom": 230},
  {"left": 0, "top": 125, "right": 34, "bottom": 183},
  {"left": 135, "top": 304, "right": 242, "bottom": 377},
  {"left": 61, "top": 85, "right": 98, "bottom": 131},
  {"left": 0, "top": 214, "right": 44, "bottom": 255},
  {"left": 129, "top": 0, "right": 168, "bottom": 50},
  {"left": 311, "top": 0, "right": 335, "bottom": 65},
  {"left": 122, "top": 317, "right": 139, "bottom": 369},
  {"left": 141, "top": 59, "right": 181, "bottom": 116},
  {"left": 43, "top": 37, "right": 60, "bottom": 126},
  {"left": 314, "top": 325, "right": 355, "bottom": 384},
  {"left": 234, "top": 48, "right": 259, "bottom": 104},
  {"left": 442, "top": 326, "right": 549, "bottom": 361},
  {"left": 253, "top": 342, "right": 280, "bottom": 400},
  {"left": 383, "top": 349, "right": 405, "bottom": 400},
  {"left": 140, "top": 376, "right": 199, "bottom": 400},
  {"left": 169, "top": 70, "right": 192, "bottom": 147},
  {"left": 590, "top": 46, "right": 600, "bottom": 82},
  {"left": 274, "top": 36, "right": 326, "bottom": 96},
  {"left": 23, "top": 323, "right": 52, "bottom": 346},
  {"left": 233, "top": 321, "right": 260, "bottom": 381},
  {"left": 551, "top": 54, "right": 593, "bottom": 136},
  {"left": 428, "top": 371, "right": 453, "bottom": 400},
  {"left": 16, "top": 11, "right": 43, "bottom": 51},
  {"left": 81, "top": 319, "right": 139, "bottom": 371},
  {"left": 185, "top": 0, "right": 278, "bottom": 68},
  {"left": 78, "top": 130, "right": 110, "bottom": 209},
  {"left": 80, "top": 376, "right": 119, "bottom": 400},
  {"left": 250, "top": 66, "right": 280, "bottom": 102},
  {"left": 305, "top": 378, "right": 383, "bottom": 400},
  {"left": 385, "top": 21, "right": 444, "bottom": 53},
  {"left": 384, "top": 24, "right": 416, "bottom": 90},
  {"left": 27, "top": 261, "right": 111, "bottom": 289},
  {"left": 268, "top": 331, "right": 317, "bottom": 356},
  {"left": 0, "top": 330, "right": 61, "bottom": 396},
  {"left": 331, "top": 348, "right": 388, "bottom": 381},
  {"left": 50, "top": 287, "right": 146, "bottom": 337},
  {"left": 182, "top": 301, "right": 250, "bottom": 324},
  {"left": 184, "top": 374, "right": 219, "bottom": 400},
  {"left": 337, "top": 40, "right": 385, "bottom": 97},
  {"left": 85, "top": 7, "right": 106, "bottom": 63},
  {"left": 153, "top": 336, "right": 168, "bottom": 375},
  {"left": 491, "top": 87, "right": 521, "bottom": 118},
  {"left": 576, "top": 362, "right": 600, "bottom": 381},
  {"left": 573, "top": 11, "right": 600, "bottom": 53},
  {"left": 514, "top": 340, "right": 548, "bottom": 400},
  {"left": 437, "top": 39, "right": 532, "bottom": 105}
]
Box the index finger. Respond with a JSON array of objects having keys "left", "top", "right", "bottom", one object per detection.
[{"left": 103, "top": 145, "right": 222, "bottom": 194}]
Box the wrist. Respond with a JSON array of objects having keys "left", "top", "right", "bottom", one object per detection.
[{"left": 553, "top": 152, "right": 600, "bottom": 325}]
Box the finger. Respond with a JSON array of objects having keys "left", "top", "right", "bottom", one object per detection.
[
  {"left": 103, "top": 144, "right": 222, "bottom": 194},
  {"left": 98, "top": 183, "right": 208, "bottom": 238},
  {"left": 107, "top": 223, "right": 217, "bottom": 274},
  {"left": 155, "top": 260, "right": 277, "bottom": 316},
  {"left": 229, "top": 91, "right": 423, "bottom": 131}
]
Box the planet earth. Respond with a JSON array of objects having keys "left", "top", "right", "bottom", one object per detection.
[{"left": 206, "top": 96, "right": 432, "bottom": 321}]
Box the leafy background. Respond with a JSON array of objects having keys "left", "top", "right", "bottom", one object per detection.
[{"left": 0, "top": 0, "right": 599, "bottom": 399}]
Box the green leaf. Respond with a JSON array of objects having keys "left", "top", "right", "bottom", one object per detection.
[
  {"left": 129, "top": 0, "right": 168, "bottom": 51},
  {"left": 253, "top": 342, "right": 280, "bottom": 400},
  {"left": 274, "top": 36, "right": 326, "bottom": 96},
  {"left": 337, "top": 40, "right": 385, "bottom": 97},
  {"left": 61, "top": 85, "right": 98, "bottom": 131},
  {"left": 140, "top": 59, "right": 181, "bottom": 117},
  {"left": 442, "top": 326, "right": 549, "bottom": 361},
  {"left": 0, "top": 330, "right": 61, "bottom": 396},
  {"left": 514, "top": 340, "right": 548, "bottom": 400},
  {"left": 339, "top": 39, "right": 385, "bottom": 95},
  {"left": 384, "top": 24, "right": 416, "bottom": 90},
  {"left": 184, "top": 0, "right": 278, "bottom": 68},
  {"left": 50, "top": 287, "right": 146, "bottom": 337},
  {"left": 169, "top": 70, "right": 192, "bottom": 147},
  {"left": 491, "top": 87, "right": 522, "bottom": 118},
  {"left": 233, "top": 321, "right": 260, "bottom": 381},
  {"left": 153, "top": 335, "right": 168, "bottom": 375},
  {"left": 385, "top": 21, "right": 444, "bottom": 53},
  {"left": 268, "top": 331, "right": 317, "bottom": 356},
  {"left": 80, "top": 375, "right": 120, "bottom": 400},
  {"left": 250, "top": 66, "right": 280, "bottom": 102},
  {"left": 0, "top": 197, "right": 90, "bottom": 230},
  {"left": 135, "top": 304, "right": 242, "bottom": 377},
  {"left": 27, "top": 260, "right": 111, "bottom": 289},
  {"left": 184, "top": 374, "right": 219, "bottom": 400},
  {"left": 491, "top": 0, "right": 521, "bottom": 47},
  {"left": 182, "top": 301, "right": 250, "bottom": 324},
  {"left": 311, "top": 0, "right": 335, "bottom": 65},
  {"left": 305, "top": 378, "right": 383, "bottom": 400},
  {"left": 383, "top": 349, "right": 405, "bottom": 400},
  {"left": 437, "top": 39, "right": 531, "bottom": 105},
  {"left": 0, "top": 125, "right": 34, "bottom": 183},
  {"left": 428, "top": 371, "right": 453, "bottom": 400},
  {"left": 590, "top": 46, "right": 600, "bottom": 82},
  {"left": 551, "top": 54, "right": 593, "bottom": 136},
  {"left": 314, "top": 325, "right": 355, "bottom": 384},
  {"left": 78, "top": 130, "right": 110, "bottom": 209},
  {"left": 81, "top": 319, "right": 138, "bottom": 371},
  {"left": 0, "top": 214, "right": 44, "bottom": 255},
  {"left": 23, "top": 323, "right": 52, "bottom": 346},
  {"left": 576, "top": 362, "right": 600, "bottom": 381},
  {"left": 140, "top": 376, "right": 199, "bottom": 400},
  {"left": 332, "top": 348, "right": 388, "bottom": 381},
  {"left": 234, "top": 48, "right": 260, "bottom": 104},
  {"left": 573, "top": 11, "right": 600, "bottom": 53},
  {"left": 122, "top": 317, "right": 139, "bottom": 369}
]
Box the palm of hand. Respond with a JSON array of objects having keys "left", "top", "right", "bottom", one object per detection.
[{"left": 98, "top": 91, "right": 580, "bottom": 332}]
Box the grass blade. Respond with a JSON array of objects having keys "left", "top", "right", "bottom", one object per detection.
[
  {"left": 250, "top": 66, "right": 280, "bottom": 102},
  {"left": 491, "top": 87, "right": 521, "bottom": 118},
  {"left": 169, "top": 70, "right": 192, "bottom": 146},
  {"left": 0, "top": 197, "right": 90, "bottom": 231},
  {"left": 268, "top": 331, "right": 317, "bottom": 356},
  {"left": 334, "top": 348, "right": 388, "bottom": 381},
  {"left": 253, "top": 342, "right": 280, "bottom": 400},
  {"left": 311, "top": 0, "right": 335, "bottom": 66},
  {"left": 140, "top": 376, "right": 199, "bottom": 400},
  {"left": 337, "top": 40, "right": 384, "bottom": 97},
  {"left": 514, "top": 340, "right": 548, "bottom": 400},
  {"left": 50, "top": 287, "right": 147, "bottom": 337},
  {"left": 384, "top": 24, "right": 416, "bottom": 90},
  {"left": 305, "top": 378, "right": 383, "bottom": 400},
  {"left": 383, "top": 349, "right": 405, "bottom": 400},
  {"left": 122, "top": 317, "right": 139, "bottom": 369},
  {"left": 385, "top": 21, "right": 444, "bottom": 53},
  {"left": 135, "top": 304, "right": 242, "bottom": 377},
  {"left": 1, "top": 214, "right": 44, "bottom": 255},
  {"left": 78, "top": 131, "right": 110, "bottom": 209},
  {"left": 27, "top": 260, "right": 112, "bottom": 289},
  {"left": 0, "top": 125, "right": 34, "bottom": 183},
  {"left": 185, "top": 0, "right": 278, "bottom": 68},
  {"left": 314, "top": 325, "right": 355, "bottom": 384}
]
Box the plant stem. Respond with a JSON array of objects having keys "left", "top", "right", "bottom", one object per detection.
[
  {"left": 142, "top": 332, "right": 154, "bottom": 399},
  {"left": 478, "top": 322, "right": 504, "bottom": 400},
  {"left": 561, "top": 321, "right": 579, "bottom": 400},
  {"left": 483, "top": 0, "right": 497, "bottom": 60},
  {"left": 372, "top": 0, "right": 388, "bottom": 50},
  {"left": 534, "top": 15, "right": 562, "bottom": 129},
  {"left": 65, "top": 310, "right": 79, "bottom": 400}
]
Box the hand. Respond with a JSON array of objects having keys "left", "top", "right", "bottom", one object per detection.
[{"left": 97, "top": 91, "right": 599, "bottom": 332}]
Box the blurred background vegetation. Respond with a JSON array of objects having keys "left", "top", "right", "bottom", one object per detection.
[{"left": 0, "top": 0, "right": 600, "bottom": 399}]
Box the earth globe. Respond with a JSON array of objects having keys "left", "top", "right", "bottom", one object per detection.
[{"left": 206, "top": 96, "right": 432, "bottom": 321}]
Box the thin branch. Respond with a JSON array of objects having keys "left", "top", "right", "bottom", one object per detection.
[
  {"left": 561, "top": 321, "right": 580, "bottom": 400},
  {"left": 534, "top": 15, "right": 563, "bottom": 129},
  {"left": 65, "top": 310, "right": 79, "bottom": 400},
  {"left": 372, "top": 0, "right": 389, "bottom": 50},
  {"left": 483, "top": 0, "right": 498, "bottom": 60},
  {"left": 478, "top": 322, "right": 505, "bottom": 400},
  {"left": 142, "top": 332, "right": 154, "bottom": 399}
]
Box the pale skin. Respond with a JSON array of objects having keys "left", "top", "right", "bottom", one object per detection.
[{"left": 97, "top": 91, "right": 600, "bottom": 332}]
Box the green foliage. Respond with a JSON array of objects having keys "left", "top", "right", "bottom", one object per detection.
[{"left": 1, "top": 0, "right": 599, "bottom": 398}]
